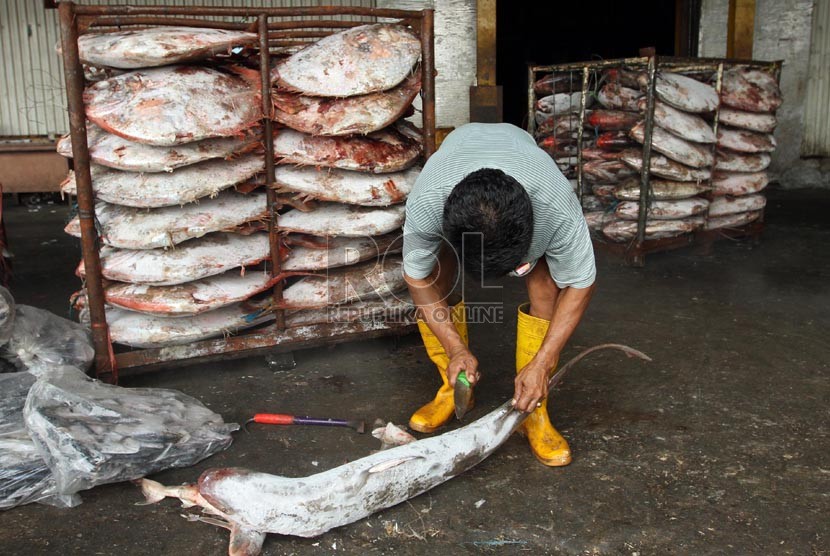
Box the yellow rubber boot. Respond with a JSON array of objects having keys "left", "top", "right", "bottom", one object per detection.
[
  {"left": 516, "top": 302, "right": 572, "bottom": 467},
  {"left": 409, "top": 301, "right": 470, "bottom": 433}
]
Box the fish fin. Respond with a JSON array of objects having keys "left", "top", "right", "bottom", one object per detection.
[
  {"left": 226, "top": 64, "right": 261, "bottom": 88},
  {"left": 367, "top": 455, "right": 424, "bottom": 474},
  {"left": 271, "top": 92, "right": 305, "bottom": 115},
  {"left": 189, "top": 515, "right": 233, "bottom": 531},
  {"left": 346, "top": 455, "right": 426, "bottom": 492},
  {"left": 229, "top": 525, "right": 267, "bottom": 556},
  {"left": 135, "top": 478, "right": 169, "bottom": 505}
]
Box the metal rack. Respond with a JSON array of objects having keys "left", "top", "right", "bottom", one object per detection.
[
  {"left": 527, "top": 55, "right": 782, "bottom": 266},
  {"left": 57, "top": 2, "right": 435, "bottom": 381}
]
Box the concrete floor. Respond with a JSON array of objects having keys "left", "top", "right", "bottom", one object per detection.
[{"left": 0, "top": 189, "right": 828, "bottom": 555}]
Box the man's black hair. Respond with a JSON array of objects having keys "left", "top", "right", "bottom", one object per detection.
[{"left": 442, "top": 168, "right": 534, "bottom": 280}]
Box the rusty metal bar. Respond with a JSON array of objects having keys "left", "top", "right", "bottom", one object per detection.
[
  {"left": 267, "top": 21, "right": 366, "bottom": 31},
  {"left": 267, "top": 30, "right": 335, "bottom": 39},
  {"left": 75, "top": 5, "right": 418, "bottom": 19},
  {"left": 82, "top": 17, "right": 251, "bottom": 30},
  {"left": 575, "top": 66, "right": 590, "bottom": 206},
  {"left": 636, "top": 55, "right": 659, "bottom": 246},
  {"left": 82, "top": 18, "right": 373, "bottom": 31},
  {"left": 531, "top": 57, "right": 651, "bottom": 73},
  {"left": 420, "top": 9, "right": 436, "bottom": 158},
  {"left": 268, "top": 40, "right": 315, "bottom": 47},
  {"left": 527, "top": 65, "right": 536, "bottom": 136},
  {"left": 58, "top": 2, "right": 116, "bottom": 382},
  {"left": 115, "top": 320, "right": 416, "bottom": 375},
  {"left": 705, "top": 62, "right": 726, "bottom": 228},
  {"left": 258, "top": 15, "right": 285, "bottom": 331},
  {"left": 530, "top": 56, "right": 780, "bottom": 76}
]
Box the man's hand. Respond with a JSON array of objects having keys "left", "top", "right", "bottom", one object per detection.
[
  {"left": 446, "top": 345, "right": 479, "bottom": 387},
  {"left": 513, "top": 357, "right": 552, "bottom": 412}
]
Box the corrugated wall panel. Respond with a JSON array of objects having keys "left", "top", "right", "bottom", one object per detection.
[
  {"left": 0, "top": 0, "right": 65, "bottom": 138},
  {"left": 0, "top": 0, "right": 376, "bottom": 139},
  {"left": 802, "top": 0, "right": 830, "bottom": 156}
]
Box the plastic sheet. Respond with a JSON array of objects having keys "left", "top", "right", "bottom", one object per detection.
[
  {"left": 4, "top": 305, "right": 94, "bottom": 373},
  {"left": 0, "top": 287, "right": 14, "bottom": 346},
  {"left": 0, "top": 372, "right": 79, "bottom": 510},
  {"left": 24, "top": 367, "right": 238, "bottom": 496}
]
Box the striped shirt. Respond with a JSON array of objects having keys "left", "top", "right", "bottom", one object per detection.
[{"left": 403, "top": 123, "right": 595, "bottom": 289}]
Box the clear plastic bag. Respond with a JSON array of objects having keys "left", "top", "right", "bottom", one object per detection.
[
  {"left": 0, "top": 372, "right": 80, "bottom": 510},
  {"left": 24, "top": 366, "right": 238, "bottom": 496},
  {"left": 4, "top": 305, "right": 94, "bottom": 373},
  {"left": 0, "top": 286, "right": 14, "bottom": 347}
]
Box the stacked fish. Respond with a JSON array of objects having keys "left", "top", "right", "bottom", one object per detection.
[
  {"left": 533, "top": 65, "right": 781, "bottom": 243},
  {"left": 579, "top": 68, "right": 645, "bottom": 221},
  {"left": 58, "top": 26, "right": 275, "bottom": 347},
  {"left": 59, "top": 24, "right": 418, "bottom": 349},
  {"left": 600, "top": 70, "right": 719, "bottom": 241},
  {"left": 532, "top": 73, "right": 594, "bottom": 178},
  {"left": 708, "top": 68, "right": 781, "bottom": 230},
  {"left": 264, "top": 23, "right": 422, "bottom": 325}
]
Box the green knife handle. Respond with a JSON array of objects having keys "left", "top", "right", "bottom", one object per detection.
[{"left": 457, "top": 370, "right": 471, "bottom": 387}]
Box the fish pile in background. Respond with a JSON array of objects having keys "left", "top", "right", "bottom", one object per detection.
[
  {"left": 58, "top": 24, "right": 420, "bottom": 349},
  {"left": 709, "top": 68, "right": 781, "bottom": 228},
  {"left": 531, "top": 64, "right": 781, "bottom": 243}
]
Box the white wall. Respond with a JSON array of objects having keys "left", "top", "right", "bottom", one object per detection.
[
  {"left": 699, "top": 0, "right": 828, "bottom": 188},
  {"left": 378, "top": 0, "right": 476, "bottom": 130}
]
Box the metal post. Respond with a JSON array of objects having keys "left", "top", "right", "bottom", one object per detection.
[
  {"left": 636, "top": 56, "right": 658, "bottom": 246},
  {"left": 420, "top": 9, "right": 436, "bottom": 158},
  {"left": 259, "top": 14, "right": 285, "bottom": 330},
  {"left": 706, "top": 62, "right": 725, "bottom": 229},
  {"left": 58, "top": 1, "right": 116, "bottom": 382},
  {"left": 576, "top": 66, "right": 591, "bottom": 205},
  {"left": 527, "top": 65, "right": 536, "bottom": 136}
]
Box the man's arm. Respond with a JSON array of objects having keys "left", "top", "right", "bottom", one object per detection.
[
  {"left": 405, "top": 265, "right": 480, "bottom": 387},
  {"left": 513, "top": 283, "right": 595, "bottom": 412}
]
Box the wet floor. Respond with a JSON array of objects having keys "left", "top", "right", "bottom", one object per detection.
[{"left": 0, "top": 188, "right": 828, "bottom": 555}]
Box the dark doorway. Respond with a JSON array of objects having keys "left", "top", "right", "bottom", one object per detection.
[{"left": 497, "top": 1, "right": 697, "bottom": 128}]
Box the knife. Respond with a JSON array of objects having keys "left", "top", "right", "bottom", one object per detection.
[{"left": 453, "top": 370, "right": 474, "bottom": 420}]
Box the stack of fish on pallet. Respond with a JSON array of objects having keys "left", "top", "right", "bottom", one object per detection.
[
  {"left": 266, "top": 23, "right": 419, "bottom": 324},
  {"left": 531, "top": 64, "right": 780, "bottom": 243},
  {"left": 58, "top": 24, "right": 419, "bottom": 348},
  {"left": 708, "top": 68, "right": 780, "bottom": 229},
  {"left": 606, "top": 70, "right": 717, "bottom": 242}
]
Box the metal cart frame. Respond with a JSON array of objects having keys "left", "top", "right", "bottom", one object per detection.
[
  {"left": 57, "top": 2, "right": 436, "bottom": 381},
  {"left": 527, "top": 55, "right": 782, "bottom": 266}
]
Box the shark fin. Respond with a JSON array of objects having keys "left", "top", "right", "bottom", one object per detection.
[
  {"left": 229, "top": 524, "right": 266, "bottom": 556},
  {"left": 135, "top": 478, "right": 168, "bottom": 505},
  {"left": 368, "top": 455, "right": 424, "bottom": 474}
]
